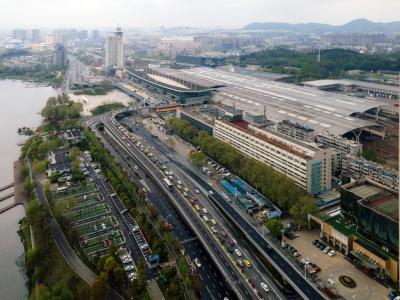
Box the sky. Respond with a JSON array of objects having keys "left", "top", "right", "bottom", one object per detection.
[{"left": 0, "top": 0, "right": 399, "bottom": 29}]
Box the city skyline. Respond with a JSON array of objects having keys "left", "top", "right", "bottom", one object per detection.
[{"left": 0, "top": 0, "right": 399, "bottom": 29}]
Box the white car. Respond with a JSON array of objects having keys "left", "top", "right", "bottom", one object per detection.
[
  {"left": 203, "top": 216, "right": 209, "bottom": 222},
  {"left": 177, "top": 180, "right": 182, "bottom": 185},
  {"left": 211, "top": 227, "right": 218, "bottom": 234},
  {"left": 234, "top": 249, "right": 242, "bottom": 257},
  {"left": 328, "top": 250, "right": 336, "bottom": 257},
  {"left": 202, "top": 208, "right": 208, "bottom": 214},
  {"left": 194, "top": 258, "right": 201, "bottom": 268},
  {"left": 140, "top": 243, "right": 149, "bottom": 250},
  {"left": 261, "top": 282, "right": 270, "bottom": 292},
  {"left": 195, "top": 189, "right": 200, "bottom": 194},
  {"left": 208, "top": 190, "right": 214, "bottom": 195},
  {"left": 132, "top": 225, "right": 139, "bottom": 232},
  {"left": 323, "top": 246, "right": 331, "bottom": 254}
]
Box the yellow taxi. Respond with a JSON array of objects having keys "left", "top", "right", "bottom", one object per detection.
[{"left": 243, "top": 259, "right": 252, "bottom": 268}]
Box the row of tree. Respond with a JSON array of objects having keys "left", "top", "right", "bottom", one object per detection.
[{"left": 169, "top": 118, "right": 318, "bottom": 226}]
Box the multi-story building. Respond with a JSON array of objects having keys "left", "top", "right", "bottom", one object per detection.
[
  {"left": 277, "top": 119, "right": 315, "bottom": 143},
  {"left": 31, "top": 43, "right": 67, "bottom": 67},
  {"left": 13, "top": 29, "right": 27, "bottom": 41},
  {"left": 105, "top": 27, "right": 124, "bottom": 73},
  {"left": 91, "top": 30, "right": 100, "bottom": 41},
  {"left": 341, "top": 155, "right": 398, "bottom": 191},
  {"left": 311, "top": 179, "right": 398, "bottom": 284},
  {"left": 31, "top": 29, "right": 41, "bottom": 42},
  {"left": 214, "top": 118, "right": 332, "bottom": 194},
  {"left": 316, "top": 133, "right": 362, "bottom": 174},
  {"left": 158, "top": 37, "right": 199, "bottom": 57}
]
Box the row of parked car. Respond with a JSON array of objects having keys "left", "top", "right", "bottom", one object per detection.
[{"left": 312, "top": 239, "right": 336, "bottom": 257}]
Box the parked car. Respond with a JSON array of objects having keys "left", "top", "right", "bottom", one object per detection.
[
  {"left": 323, "top": 246, "right": 331, "bottom": 254},
  {"left": 261, "top": 282, "right": 270, "bottom": 292},
  {"left": 235, "top": 249, "right": 242, "bottom": 257},
  {"left": 243, "top": 259, "right": 252, "bottom": 268},
  {"left": 194, "top": 258, "right": 201, "bottom": 268},
  {"left": 328, "top": 250, "right": 336, "bottom": 257}
]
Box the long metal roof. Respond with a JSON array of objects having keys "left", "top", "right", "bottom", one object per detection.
[{"left": 178, "top": 67, "right": 386, "bottom": 136}]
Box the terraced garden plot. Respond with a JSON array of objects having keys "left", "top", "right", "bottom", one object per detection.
[
  {"left": 64, "top": 203, "right": 110, "bottom": 224},
  {"left": 81, "top": 230, "right": 126, "bottom": 256},
  {"left": 53, "top": 184, "right": 98, "bottom": 200},
  {"left": 56, "top": 193, "right": 103, "bottom": 213},
  {"left": 75, "top": 216, "right": 118, "bottom": 236}
]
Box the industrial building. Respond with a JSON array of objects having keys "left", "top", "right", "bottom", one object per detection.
[
  {"left": 341, "top": 155, "right": 398, "bottom": 191},
  {"left": 125, "top": 66, "right": 215, "bottom": 105},
  {"left": 214, "top": 116, "right": 332, "bottom": 195},
  {"left": 303, "top": 79, "right": 400, "bottom": 99},
  {"left": 309, "top": 179, "right": 398, "bottom": 285}
]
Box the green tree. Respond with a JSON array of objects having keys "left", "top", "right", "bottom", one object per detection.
[
  {"left": 289, "top": 195, "right": 319, "bottom": 227},
  {"left": 266, "top": 219, "right": 284, "bottom": 238},
  {"left": 89, "top": 272, "right": 108, "bottom": 300}
]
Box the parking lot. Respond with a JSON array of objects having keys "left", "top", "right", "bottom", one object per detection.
[{"left": 284, "top": 229, "right": 390, "bottom": 300}]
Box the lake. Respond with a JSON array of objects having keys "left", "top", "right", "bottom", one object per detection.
[{"left": 0, "top": 80, "right": 55, "bottom": 299}]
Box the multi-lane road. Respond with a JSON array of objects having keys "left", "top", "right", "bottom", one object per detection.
[
  {"left": 99, "top": 112, "right": 261, "bottom": 300},
  {"left": 98, "top": 109, "right": 329, "bottom": 300},
  {"left": 89, "top": 124, "right": 239, "bottom": 300}
]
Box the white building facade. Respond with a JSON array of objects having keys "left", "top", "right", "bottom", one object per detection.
[
  {"left": 105, "top": 27, "right": 124, "bottom": 73},
  {"left": 214, "top": 119, "right": 332, "bottom": 194}
]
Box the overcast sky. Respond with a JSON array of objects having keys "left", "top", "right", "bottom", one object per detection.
[{"left": 0, "top": 0, "right": 399, "bottom": 29}]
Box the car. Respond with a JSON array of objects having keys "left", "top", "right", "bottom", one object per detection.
[
  {"left": 183, "top": 192, "right": 188, "bottom": 197},
  {"left": 194, "top": 204, "right": 200, "bottom": 211},
  {"left": 300, "top": 258, "right": 311, "bottom": 265},
  {"left": 128, "top": 272, "right": 137, "bottom": 280},
  {"left": 261, "top": 282, "right": 270, "bottom": 292},
  {"left": 195, "top": 189, "right": 200, "bottom": 194},
  {"left": 203, "top": 215, "right": 209, "bottom": 222},
  {"left": 210, "top": 226, "right": 218, "bottom": 234},
  {"left": 292, "top": 251, "right": 301, "bottom": 257},
  {"left": 140, "top": 243, "right": 149, "bottom": 250},
  {"left": 210, "top": 218, "right": 217, "bottom": 226},
  {"left": 177, "top": 180, "right": 182, "bottom": 185},
  {"left": 194, "top": 258, "right": 201, "bottom": 268},
  {"left": 310, "top": 263, "right": 321, "bottom": 273},
  {"left": 236, "top": 259, "right": 244, "bottom": 268},
  {"left": 202, "top": 208, "right": 208, "bottom": 214},
  {"left": 243, "top": 259, "right": 252, "bottom": 268},
  {"left": 208, "top": 190, "right": 214, "bottom": 195},
  {"left": 319, "top": 244, "right": 326, "bottom": 250},
  {"left": 134, "top": 165, "right": 139, "bottom": 170},
  {"left": 328, "top": 250, "right": 336, "bottom": 257},
  {"left": 323, "top": 246, "right": 331, "bottom": 254},
  {"left": 234, "top": 249, "right": 242, "bottom": 257},
  {"left": 101, "top": 223, "right": 106, "bottom": 229},
  {"left": 132, "top": 225, "right": 139, "bottom": 232}
]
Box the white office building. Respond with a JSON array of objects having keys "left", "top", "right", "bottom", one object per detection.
[
  {"left": 214, "top": 119, "right": 332, "bottom": 194},
  {"left": 105, "top": 27, "right": 124, "bottom": 73}
]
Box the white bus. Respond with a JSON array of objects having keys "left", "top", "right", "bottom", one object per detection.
[{"left": 162, "top": 178, "right": 173, "bottom": 189}]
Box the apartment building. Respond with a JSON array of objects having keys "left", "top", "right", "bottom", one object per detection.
[
  {"left": 214, "top": 119, "right": 331, "bottom": 194},
  {"left": 341, "top": 155, "right": 399, "bottom": 191},
  {"left": 316, "top": 133, "right": 362, "bottom": 174}
]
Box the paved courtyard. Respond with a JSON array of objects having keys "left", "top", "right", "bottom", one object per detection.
[{"left": 285, "top": 229, "right": 390, "bottom": 300}]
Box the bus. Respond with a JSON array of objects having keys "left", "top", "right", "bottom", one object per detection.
[{"left": 162, "top": 178, "right": 173, "bottom": 189}]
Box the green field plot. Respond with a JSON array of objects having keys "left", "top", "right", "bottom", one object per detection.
[
  {"left": 81, "top": 230, "right": 125, "bottom": 256},
  {"left": 53, "top": 184, "right": 97, "bottom": 200},
  {"left": 56, "top": 193, "right": 103, "bottom": 213},
  {"left": 64, "top": 203, "right": 109, "bottom": 224},
  {"left": 75, "top": 216, "right": 118, "bottom": 236}
]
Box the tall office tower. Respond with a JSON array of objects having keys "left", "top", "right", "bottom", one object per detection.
[
  {"left": 13, "top": 29, "right": 27, "bottom": 41},
  {"left": 91, "top": 30, "right": 100, "bottom": 41},
  {"left": 31, "top": 29, "right": 41, "bottom": 42},
  {"left": 105, "top": 27, "right": 124, "bottom": 74}
]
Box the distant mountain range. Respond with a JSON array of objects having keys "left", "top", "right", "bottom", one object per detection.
[{"left": 243, "top": 19, "right": 400, "bottom": 33}]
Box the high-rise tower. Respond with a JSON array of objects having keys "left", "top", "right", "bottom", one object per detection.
[{"left": 105, "top": 27, "right": 124, "bottom": 74}]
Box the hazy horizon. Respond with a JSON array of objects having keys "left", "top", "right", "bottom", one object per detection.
[{"left": 0, "top": 0, "right": 399, "bottom": 29}]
